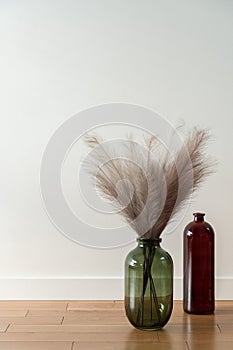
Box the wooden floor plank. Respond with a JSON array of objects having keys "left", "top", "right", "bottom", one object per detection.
[
  {"left": 170, "top": 315, "right": 217, "bottom": 325},
  {"left": 0, "top": 316, "right": 63, "bottom": 325},
  {"left": 0, "top": 311, "right": 28, "bottom": 317},
  {"left": 27, "top": 310, "right": 68, "bottom": 317},
  {"left": 0, "top": 331, "right": 157, "bottom": 342},
  {"left": 67, "top": 301, "right": 117, "bottom": 310},
  {"left": 73, "top": 341, "right": 187, "bottom": 350},
  {"left": 188, "top": 341, "right": 233, "bottom": 350},
  {"left": 62, "top": 310, "right": 128, "bottom": 325},
  {"left": 0, "top": 341, "right": 72, "bottom": 350},
  {"left": 218, "top": 324, "right": 233, "bottom": 333},
  {"left": 0, "top": 301, "right": 67, "bottom": 310},
  {"left": 159, "top": 333, "right": 233, "bottom": 343},
  {"left": 62, "top": 317, "right": 128, "bottom": 325},
  {"left": 214, "top": 316, "right": 233, "bottom": 324},
  {"left": 27, "top": 309, "right": 126, "bottom": 318},
  {"left": 0, "top": 323, "right": 9, "bottom": 332},
  {"left": 7, "top": 324, "right": 145, "bottom": 333},
  {"left": 158, "top": 324, "right": 220, "bottom": 334}
]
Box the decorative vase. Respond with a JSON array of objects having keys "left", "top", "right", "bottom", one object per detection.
[
  {"left": 183, "top": 212, "right": 215, "bottom": 314},
  {"left": 124, "top": 238, "right": 173, "bottom": 330}
]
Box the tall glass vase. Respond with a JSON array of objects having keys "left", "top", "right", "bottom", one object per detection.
[{"left": 124, "top": 238, "right": 173, "bottom": 330}]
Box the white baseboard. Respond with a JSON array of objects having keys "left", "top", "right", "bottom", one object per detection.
[
  {"left": 0, "top": 277, "right": 232, "bottom": 300},
  {"left": 174, "top": 277, "right": 233, "bottom": 300}
]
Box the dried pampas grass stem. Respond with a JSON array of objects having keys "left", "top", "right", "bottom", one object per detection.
[{"left": 85, "top": 128, "right": 214, "bottom": 239}]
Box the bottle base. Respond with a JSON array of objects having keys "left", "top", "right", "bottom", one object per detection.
[{"left": 184, "top": 308, "right": 215, "bottom": 315}]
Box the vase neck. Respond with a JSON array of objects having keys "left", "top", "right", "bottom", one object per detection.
[
  {"left": 137, "top": 238, "right": 161, "bottom": 247},
  {"left": 193, "top": 212, "right": 205, "bottom": 222}
]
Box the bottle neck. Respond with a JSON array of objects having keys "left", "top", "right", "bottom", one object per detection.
[
  {"left": 193, "top": 212, "right": 205, "bottom": 222},
  {"left": 137, "top": 238, "right": 161, "bottom": 247}
]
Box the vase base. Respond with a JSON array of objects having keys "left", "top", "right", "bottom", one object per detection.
[{"left": 135, "top": 326, "right": 163, "bottom": 331}]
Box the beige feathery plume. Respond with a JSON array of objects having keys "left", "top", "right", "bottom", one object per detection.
[{"left": 84, "top": 128, "right": 215, "bottom": 239}]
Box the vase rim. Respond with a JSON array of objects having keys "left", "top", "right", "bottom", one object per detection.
[{"left": 137, "top": 238, "right": 162, "bottom": 243}]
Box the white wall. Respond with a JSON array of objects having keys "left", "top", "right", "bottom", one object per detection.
[{"left": 0, "top": 0, "right": 232, "bottom": 299}]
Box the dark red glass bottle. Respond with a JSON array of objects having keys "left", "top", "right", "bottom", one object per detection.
[{"left": 183, "top": 212, "right": 215, "bottom": 314}]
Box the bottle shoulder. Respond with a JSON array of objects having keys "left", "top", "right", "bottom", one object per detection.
[{"left": 184, "top": 221, "right": 214, "bottom": 235}]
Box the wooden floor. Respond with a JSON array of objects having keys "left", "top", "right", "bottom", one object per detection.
[{"left": 0, "top": 301, "right": 231, "bottom": 349}]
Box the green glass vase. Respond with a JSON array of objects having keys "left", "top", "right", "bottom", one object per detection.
[{"left": 124, "top": 238, "right": 173, "bottom": 330}]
